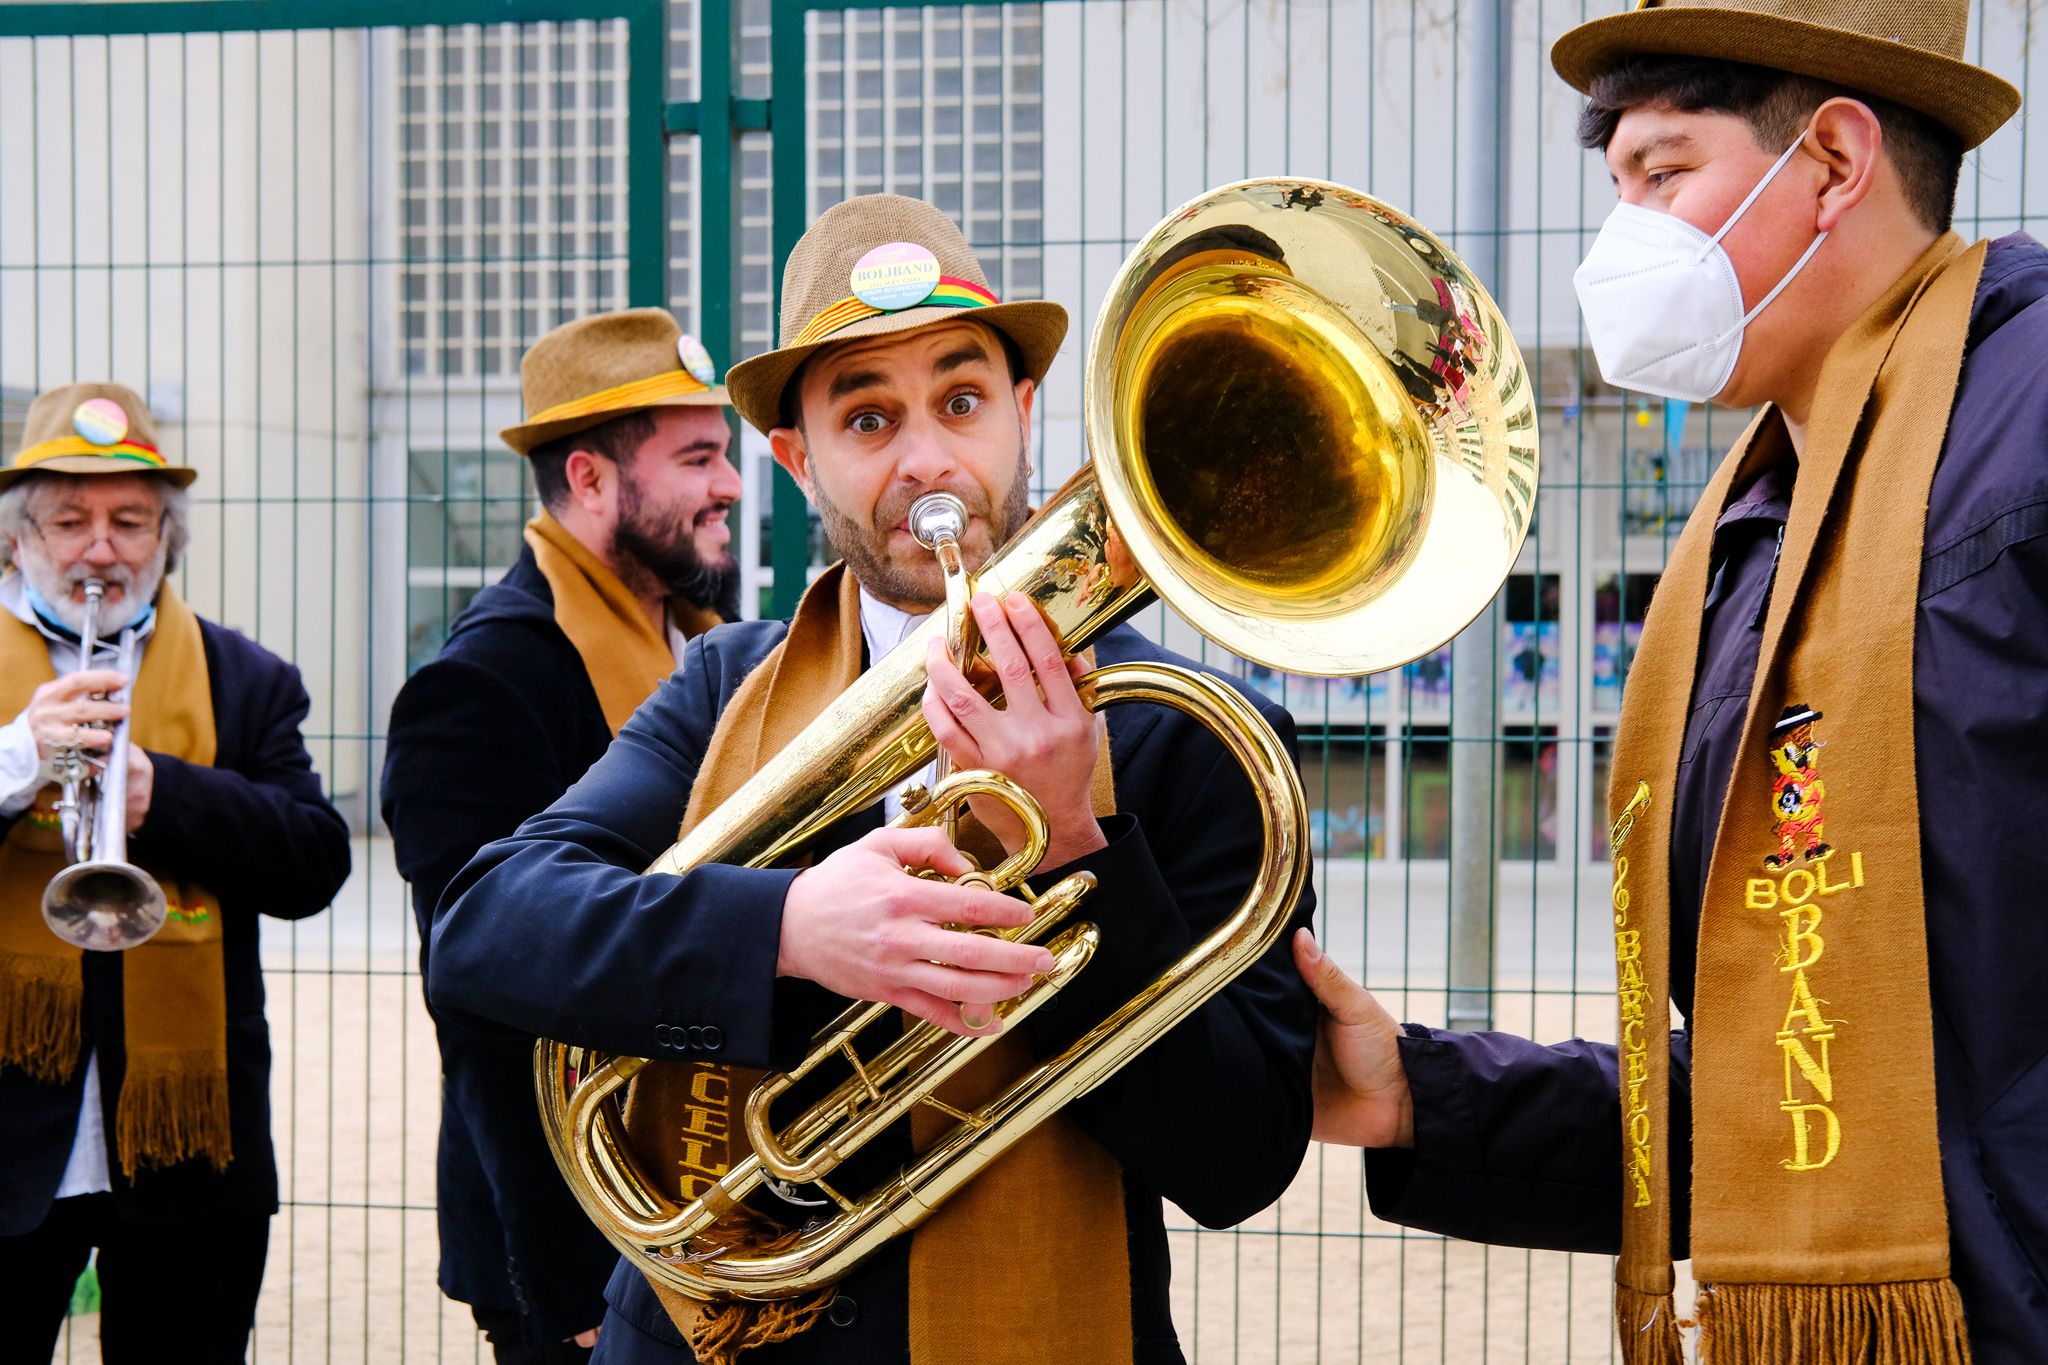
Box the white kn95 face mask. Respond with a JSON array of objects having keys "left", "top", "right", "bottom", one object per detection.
[{"left": 1573, "top": 134, "right": 1828, "bottom": 403}]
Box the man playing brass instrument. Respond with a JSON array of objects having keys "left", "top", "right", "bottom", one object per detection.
[
  {"left": 428, "top": 195, "right": 1318, "bottom": 1363},
  {"left": 0, "top": 383, "right": 351, "bottom": 1359},
  {"left": 384, "top": 307, "right": 743, "bottom": 1360}
]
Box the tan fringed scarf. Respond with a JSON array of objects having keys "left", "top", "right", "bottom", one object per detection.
[
  {"left": 0, "top": 580, "right": 232, "bottom": 1175},
  {"left": 1606, "top": 232, "right": 1984, "bottom": 1365},
  {"left": 525, "top": 511, "right": 722, "bottom": 736},
  {"left": 628, "top": 562, "right": 1134, "bottom": 1365}
]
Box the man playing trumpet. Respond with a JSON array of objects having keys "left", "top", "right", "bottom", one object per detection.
[
  {"left": 0, "top": 383, "right": 351, "bottom": 1360},
  {"left": 428, "top": 195, "right": 1318, "bottom": 1363}
]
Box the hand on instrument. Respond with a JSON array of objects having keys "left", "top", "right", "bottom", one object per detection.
[
  {"left": 922, "top": 592, "right": 1106, "bottom": 871},
  {"left": 124, "top": 745, "right": 153, "bottom": 833},
  {"left": 1293, "top": 929, "right": 1415, "bottom": 1148},
  {"left": 780, "top": 825, "right": 1054, "bottom": 1037},
  {"left": 23, "top": 670, "right": 130, "bottom": 761}
]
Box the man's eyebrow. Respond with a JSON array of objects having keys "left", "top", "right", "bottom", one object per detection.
[
  {"left": 932, "top": 340, "right": 993, "bottom": 375},
  {"left": 825, "top": 367, "right": 887, "bottom": 402},
  {"left": 1622, "top": 131, "right": 1693, "bottom": 172}
]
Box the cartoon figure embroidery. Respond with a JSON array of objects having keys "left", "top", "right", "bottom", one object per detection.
[{"left": 1764, "top": 702, "right": 1833, "bottom": 870}]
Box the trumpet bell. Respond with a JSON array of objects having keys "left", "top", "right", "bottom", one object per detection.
[
  {"left": 43, "top": 860, "right": 167, "bottom": 951},
  {"left": 1089, "top": 178, "right": 1539, "bottom": 678}
]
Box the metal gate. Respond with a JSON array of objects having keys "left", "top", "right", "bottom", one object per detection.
[{"left": 9, "top": 0, "right": 2045, "bottom": 1360}]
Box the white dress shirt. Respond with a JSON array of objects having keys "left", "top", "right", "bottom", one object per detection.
[{"left": 858, "top": 587, "right": 937, "bottom": 824}]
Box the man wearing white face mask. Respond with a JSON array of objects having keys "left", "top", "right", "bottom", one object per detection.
[{"left": 1292, "top": 3, "right": 2048, "bottom": 1363}]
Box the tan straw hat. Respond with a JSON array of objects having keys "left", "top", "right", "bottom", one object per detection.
[
  {"left": 1552, "top": 0, "right": 2020, "bottom": 150},
  {"left": 0, "top": 382, "right": 196, "bottom": 492},
  {"left": 501, "top": 307, "right": 731, "bottom": 456},
  {"left": 724, "top": 194, "right": 1068, "bottom": 436}
]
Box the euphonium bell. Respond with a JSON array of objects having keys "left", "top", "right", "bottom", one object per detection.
[{"left": 535, "top": 178, "right": 1538, "bottom": 1301}]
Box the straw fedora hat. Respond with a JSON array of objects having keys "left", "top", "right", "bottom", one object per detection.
[
  {"left": 501, "top": 307, "right": 731, "bottom": 456},
  {"left": 1552, "top": 0, "right": 2020, "bottom": 150},
  {"left": 0, "top": 382, "right": 197, "bottom": 492},
  {"left": 724, "top": 194, "right": 1068, "bottom": 436}
]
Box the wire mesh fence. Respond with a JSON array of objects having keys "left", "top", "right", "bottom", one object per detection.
[{"left": 6, "top": 0, "right": 2042, "bottom": 1360}]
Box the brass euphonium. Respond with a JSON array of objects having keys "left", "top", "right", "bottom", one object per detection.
[
  {"left": 535, "top": 178, "right": 1539, "bottom": 1300},
  {"left": 42, "top": 578, "right": 168, "bottom": 951}
]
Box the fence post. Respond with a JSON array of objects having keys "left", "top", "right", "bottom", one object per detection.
[{"left": 1447, "top": 0, "right": 1508, "bottom": 1033}]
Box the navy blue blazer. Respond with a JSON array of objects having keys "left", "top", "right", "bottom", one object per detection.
[
  {"left": 0, "top": 613, "right": 351, "bottom": 1233},
  {"left": 427, "top": 617, "right": 1319, "bottom": 1363},
  {"left": 1367, "top": 235, "right": 2048, "bottom": 1364},
  {"left": 381, "top": 545, "right": 625, "bottom": 1340}
]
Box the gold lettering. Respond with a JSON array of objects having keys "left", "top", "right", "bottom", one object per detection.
[
  {"left": 1630, "top": 1111, "right": 1651, "bottom": 1148},
  {"left": 1779, "top": 1031, "right": 1835, "bottom": 1104},
  {"left": 1746, "top": 878, "right": 1779, "bottom": 911},
  {"left": 1780, "top": 904, "right": 1824, "bottom": 971},
  {"left": 689, "top": 1069, "right": 729, "bottom": 1105},
  {"left": 1781, "top": 868, "right": 1816, "bottom": 905},
  {"left": 1815, "top": 856, "right": 1853, "bottom": 896},
  {"left": 1781, "top": 1102, "right": 1842, "bottom": 1171},
  {"left": 1614, "top": 928, "right": 1641, "bottom": 962},
  {"left": 1619, "top": 988, "right": 1647, "bottom": 1022},
  {"left": 1851, "top": 850, "right": 1866, "bottom": 887},
  {"left": 677, "top": 1139, "right": 728, "bottom": 1177},
  {"left": 1623, "top": 1017, "right": 1645, "bottom": 1055},
  {"left": 680, "top": 1103, "right": 729, "bottom": 1143},
  {"left": 1619, "top": 955, "right": 1646, "bottom": 990},
  {"left": 1779, "top": 968, "right": 1829, "bottom": 1037},
  {"left": 679, "top": 1172, "right": 718, "bottom": 1201},
  {"left": 1625, "top": 1049, "right": 1647, "bottom": 1085}
]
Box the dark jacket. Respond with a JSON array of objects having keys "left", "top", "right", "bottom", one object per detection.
[
  {"left": 380, "top": 545, "right": 624, "bottom": 1340},
  {"left": 1367, "top": 234, "right": 2048, "bottom": 1363},
  {"left": 0, "top": 614, "right": 351, "bottom": 1234},
  {"left": 426, "top": 617, "right": 1320, "bottom": 1364}
]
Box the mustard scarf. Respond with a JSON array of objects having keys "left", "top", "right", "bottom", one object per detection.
[
  {"left": 0, "top": 579, "right": 231, "bottom": 1175},
  {"left": 1607, "top": 233, "right": 1983, "bottom": 1363},
  {"left": 628, "top": 563, "right": 1133, "bottom": 1364},
  {"left": 524, "top": 511, "right": 721, "bottom": 736}
]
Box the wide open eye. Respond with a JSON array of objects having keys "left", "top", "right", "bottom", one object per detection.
[{"left": 944, "top": 391, "right": 982, "bottom": 419}]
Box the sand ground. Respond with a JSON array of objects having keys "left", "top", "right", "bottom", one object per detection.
[{"left": 53, "top": 837, "right": 1682, "bottom": 1363}]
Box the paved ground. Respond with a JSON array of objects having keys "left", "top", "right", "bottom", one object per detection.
[{"left": 53, "top": 837, "right": 1669, "bottom": 1363}]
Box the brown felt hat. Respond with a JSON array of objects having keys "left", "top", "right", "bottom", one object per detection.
[
  {"left": 501, "top": 307, "right": 732, "bottom": 456},
  {"left": 724, "top": 194, "right": 1068, "bottom": 436},
  {"left": 0, "top": 382, "right": 196, "bottom": 492},
  {"left": 1552, "top": 0, "right": 2020, "bottom": 150}
]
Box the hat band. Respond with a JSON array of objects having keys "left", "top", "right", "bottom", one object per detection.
[
  {"left": 522, "top": 367, "right": 713, "bottom": 430},
  {"left": 790, "top": 276, "right": 1001, "bottom": 348},
  {"left": 13, "top": 436, "right": 167, "bottom": 471}
]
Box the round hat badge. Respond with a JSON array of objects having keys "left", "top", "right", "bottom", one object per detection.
[
  {"left": 850, "top": 242, "right": 941, "bottom": 312},
  {"left": 678, "top": 334, "right": 717, "bottom": 387},
  {"left": 72, "top": 398, "right": 130, "bottom": 447}
]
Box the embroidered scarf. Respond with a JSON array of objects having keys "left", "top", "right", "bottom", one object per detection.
[
  {"left": 0, "top": 579, "right": 232, "bottom": 1175},
  {"left": 1606, "top": 232, "right": 1983, "bottom": 1364},
  {"left": 629, "top": 562, "right": 1134, "bottom": 1365},
  {"left": 524, "top": 511, "right": 721, "bottom": 736}
]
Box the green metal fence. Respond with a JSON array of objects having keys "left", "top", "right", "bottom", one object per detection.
[{"left": 8, "top": 0, "right": 2043, "bottom": 1360}]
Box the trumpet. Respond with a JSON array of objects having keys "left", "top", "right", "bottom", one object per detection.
[
  {"left": 41, "top": 578, "right": 167, "bottom": 951},
  {"left": 537, "top": 177, "right": 1539, "bottom": 1301}
]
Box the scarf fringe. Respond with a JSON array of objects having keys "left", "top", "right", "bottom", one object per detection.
[
  {"left": 116, "top": 1054, "right": 232, "bottom": 1176},
  {"left": 1695, "top": 1278, "right": 1971, "bottom": 1365},
  {"left": 663, "top": 1207, "right": 835, "bottom": 1365},
  {"left": 676, "top": 1294, "right": 832, "bottom": 1365},
  {"left": 1616, "top": 1283, "right": 1685, "bottom": 1365},
  {"left": 0, "top": 948, "right": 81, "bottom": 1082}
]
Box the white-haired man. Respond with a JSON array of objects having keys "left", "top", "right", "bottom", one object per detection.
[{"left": 0, "top": 382, "right": 350, "bottom": 1361}]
